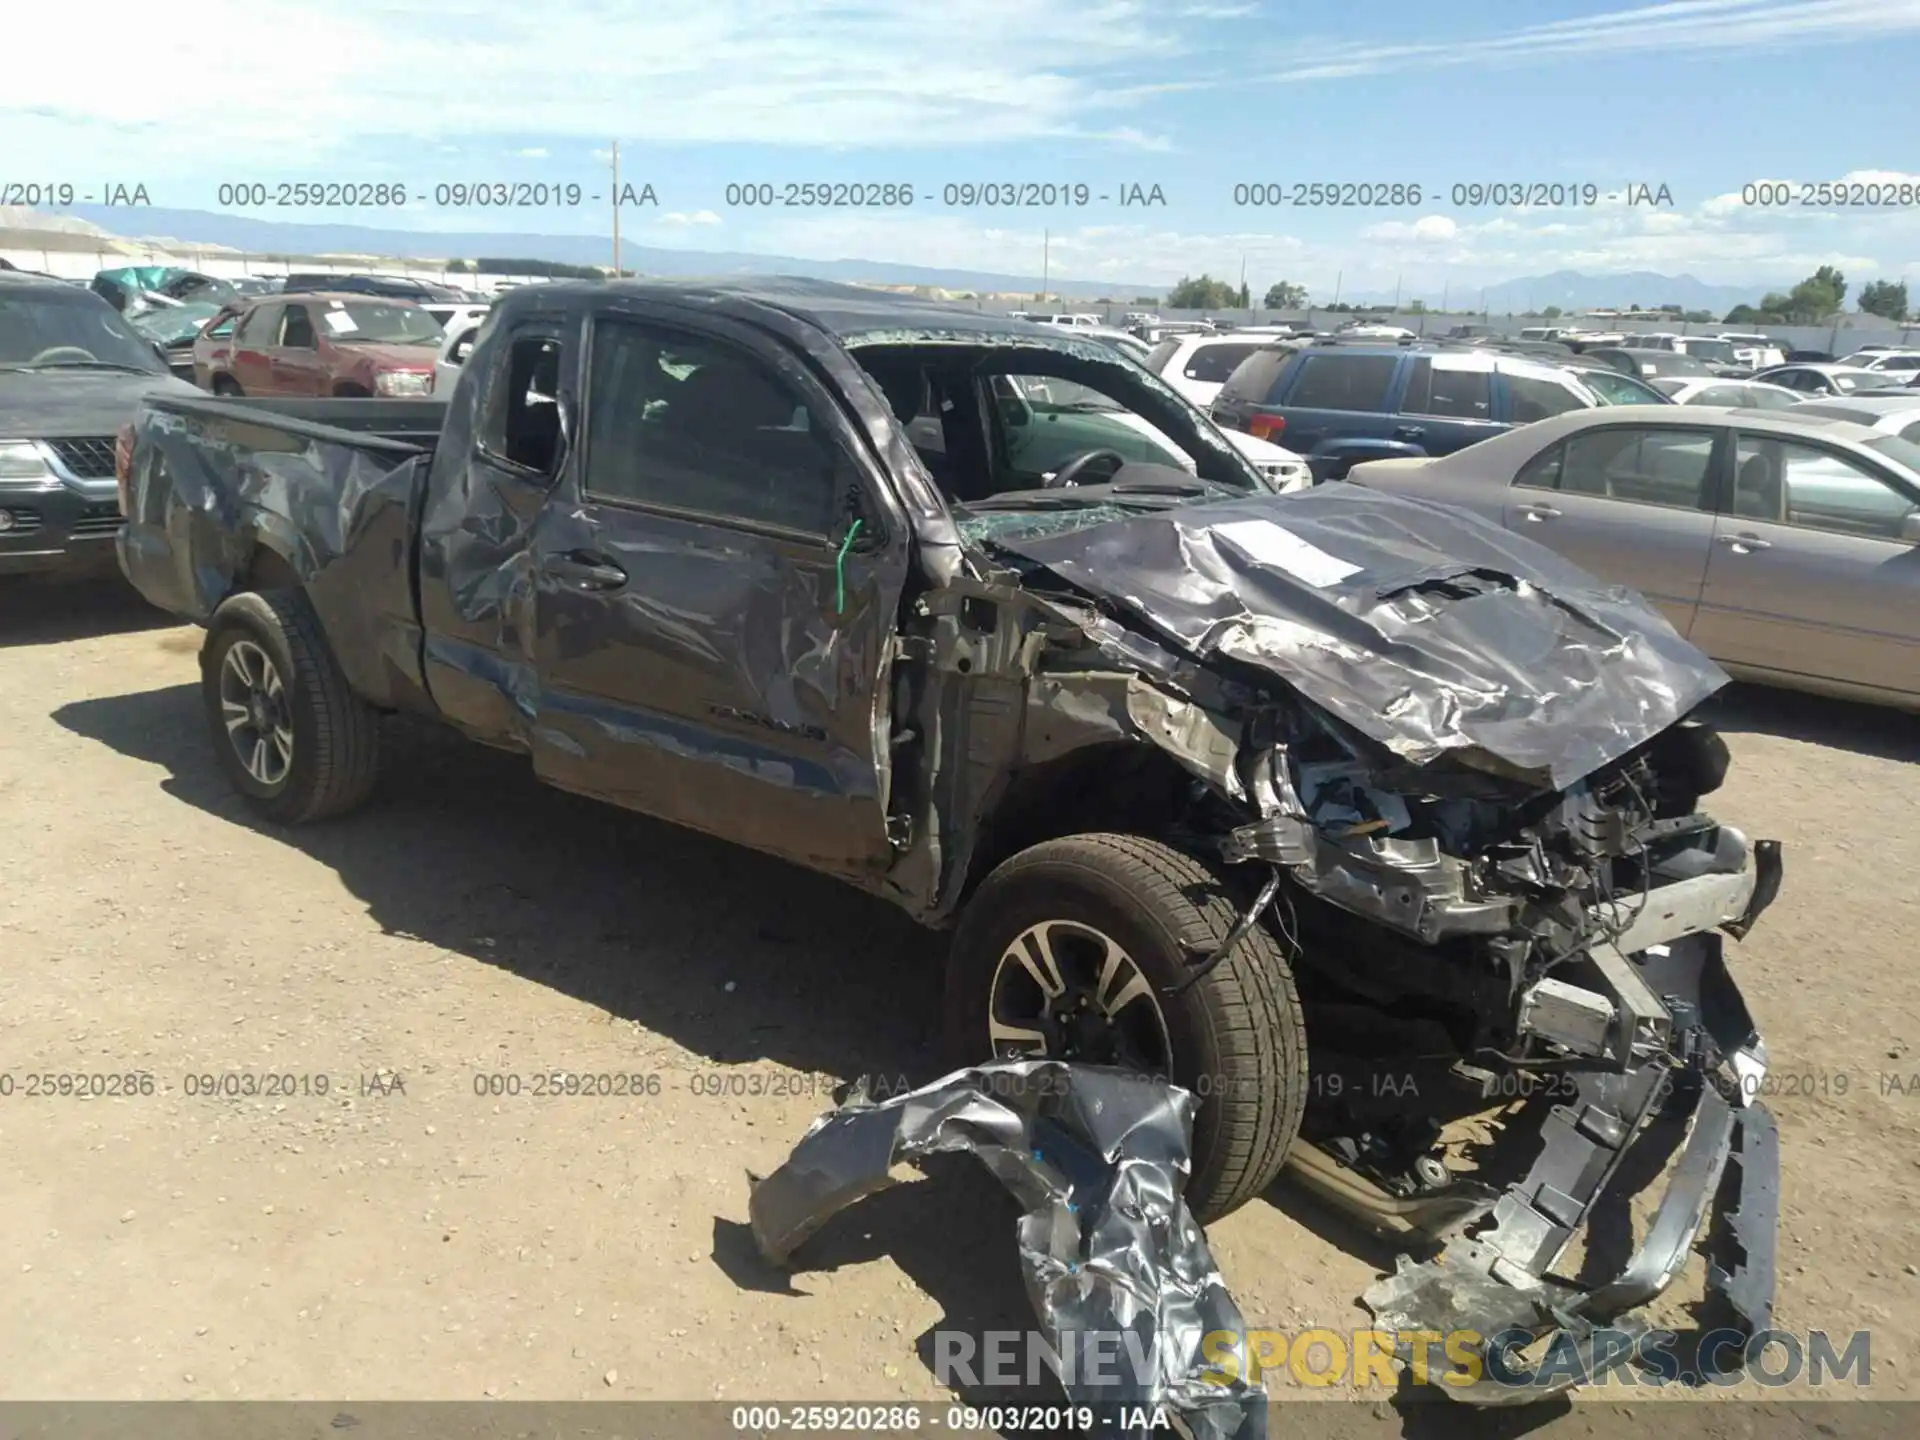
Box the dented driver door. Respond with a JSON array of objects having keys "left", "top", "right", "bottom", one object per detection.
[{"left": 525, "top": 306, "right": 911, "bottom": 879}]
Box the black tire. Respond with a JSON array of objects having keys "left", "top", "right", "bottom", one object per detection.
[
  {"left": 200, "top": 588, "right": 381, "bottom": 823},
  {"left": 210, "top": 375, "right": 242, "bottom": 396},
  {"left": 945, "top": 833, "right": 1308, "bottom": 1221}
]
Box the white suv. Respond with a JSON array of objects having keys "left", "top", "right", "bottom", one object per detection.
[{"left": 1144, "top": 333, "right": 1290, "bottom": 409}]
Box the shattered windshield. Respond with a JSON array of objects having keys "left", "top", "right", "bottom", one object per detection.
[{"left": 850, "top": 334, "right": 1265, "bottom": 546}]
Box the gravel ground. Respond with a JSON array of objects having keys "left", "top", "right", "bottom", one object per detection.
[{"left": 2, "top": 580, "right": 1915, "bottom": 1428}]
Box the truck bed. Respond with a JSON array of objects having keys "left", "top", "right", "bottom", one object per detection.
[
  {"left": 119, "top": 394, "right": 448, "bottom": 715},
  {"left": 143, "top": 394, "right": 447, "bottom": 450}
]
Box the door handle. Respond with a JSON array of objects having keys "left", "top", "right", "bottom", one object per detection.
[
  {"left": 1717, "top": 534, "right": 1771, "bottom": 553},
  {"left": 1393, "top": 425, "right": 1426, "bottom": 439},
  {"left": 542, "top": 551, "right": 628, "bottom": 590},
  {"left": 1519, "top": 504, "right": 1561, "bottom": 521}
]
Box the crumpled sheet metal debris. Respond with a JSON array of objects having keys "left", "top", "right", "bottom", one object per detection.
[
  {"left": 749, "top": 1060, "right": 1265, "bottom": 1440},
  {"left": 1002, "top": 485, "right": 1729, "bottom": 790}
]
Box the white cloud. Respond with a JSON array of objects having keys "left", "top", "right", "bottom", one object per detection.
[
  {"left": 0, "top": 0, "right": 1215, "bottom": 173},
  {"left": 660, "top": 210, "right": 723, "bottom": 226},
  {"left": 1359, "top": 216, "right": 1459, "bottom": 243},
  {"left": 1281, "top": 0, "right": 1920, "bottom": 81},
  {"left": 512, "top": 148, "right": 550, "bottom": 159}
]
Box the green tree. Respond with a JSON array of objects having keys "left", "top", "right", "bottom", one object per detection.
[
  {"left": 1859, "top": 279, "right": 1910, "bottom": 322},
  {"left": 1166, "top": 273, "right": 1241, "bottom": 309},
  {"left": 1542, "top": 305, "right": 1562, "bottom": 319},
  {"left": 1683, "top": 309, "right": 1715, "bottom": 324},
  {"left": 1262, "top": 280, "right": 1308, "bottom": 309},
  {"left": 1787, "top": 265, "right": 1846, "bottom": 319}
]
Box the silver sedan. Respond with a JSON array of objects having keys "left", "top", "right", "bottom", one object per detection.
[{"left": 1346, "top": 405, "right": 1920, "bottom": 709}]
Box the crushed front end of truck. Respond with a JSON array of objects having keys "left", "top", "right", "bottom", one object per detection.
[{"left": 937, "top": 481, "right": 1782, "bottom": 1400}]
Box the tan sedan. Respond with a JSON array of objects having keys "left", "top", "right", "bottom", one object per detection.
[{"left": 1346, "top": 405, "right": 1920, "bottom": 709}]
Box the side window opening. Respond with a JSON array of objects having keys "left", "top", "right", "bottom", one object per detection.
[
  {"left": 583, "top": 319, "right": 846, "bottom": 536},
  {"left": 485, "top": 333, "right": 564, "bottom": 474}
]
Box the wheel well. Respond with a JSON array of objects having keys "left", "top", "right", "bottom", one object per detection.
[
  {"left": 959, "top": 743, "right": 1205, "bottom": 906},
  {"left": 236, "top": 547, "right": 301, "bottom": 596},
  {"left": 333, "top": 382, "right": 371, "bottom": 397}
]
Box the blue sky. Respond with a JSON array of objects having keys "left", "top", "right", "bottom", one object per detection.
[{"left": 6, "top": 0, "right": 1920, "bottom": 297}]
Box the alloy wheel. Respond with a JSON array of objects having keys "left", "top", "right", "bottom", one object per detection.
[
  {"left": 987, "top": 920, "right": 1173, "bottom": 1074},
  {"left": 218, "top": 639, "right": 294, "bottom": 786}
]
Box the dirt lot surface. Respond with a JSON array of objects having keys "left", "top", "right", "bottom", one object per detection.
[{"left": 3, "top": 582, "right": 1917, "bottom": 1426}]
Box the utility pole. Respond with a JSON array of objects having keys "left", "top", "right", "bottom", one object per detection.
[
  {"left": 1333, "top": 270, "right": 1342, "bottom": 307},
  {"left": 1441, "top": 281, "right": 1448, "bottom": 313},
  {"left": 1042, "top": 229, "right": 1050, "bottom": 302},
  {"left": 1393, "top": 272, "right": 1402, "bottom": 313},
  {"left": 1240, "top": 252, "right": 1248, "bottom": 311},
  {"left": 610, "top": 140, "right": 621, "bottom": 277}
]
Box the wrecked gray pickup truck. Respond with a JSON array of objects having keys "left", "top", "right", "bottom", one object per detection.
[{"left": 116, "top": 278, "right": 1780, "bottom": 1380}]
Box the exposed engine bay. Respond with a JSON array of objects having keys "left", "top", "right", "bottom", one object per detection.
[{"left": 939, "top": 481, "right": 1785, "bottom": 1400}]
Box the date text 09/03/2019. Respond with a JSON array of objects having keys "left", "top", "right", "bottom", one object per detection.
[{"left": 1229, "top": 181, "right": 1675, "bottom": 208}]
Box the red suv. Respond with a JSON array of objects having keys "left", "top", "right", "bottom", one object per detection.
[{"left": 196, "top": 292, "right": 440, "bottom": 397}]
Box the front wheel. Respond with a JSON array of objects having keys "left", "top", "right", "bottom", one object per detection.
[
  {"left": 944, "top": 833, "right": 1308, "bottom": 1221},
  {"left": 200, "top": 588, "right": 381, "bottom": 823}
]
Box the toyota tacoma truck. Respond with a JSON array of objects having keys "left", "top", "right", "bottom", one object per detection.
[{"left": 117, "top": 278, "right": 1781, "bottom": 1394}]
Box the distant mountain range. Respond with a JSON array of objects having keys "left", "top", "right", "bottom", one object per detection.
[
  {"left": 1353, "top": 269, "right": 1783, "bottom": 314},
  {"left": 46, "top": 205, "right": 1154, "bottom": 300},
  {"left": 13, "top": 207, "right": 1794, "bottom": 313}
]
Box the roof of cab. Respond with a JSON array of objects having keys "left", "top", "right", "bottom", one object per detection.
[{"left": 494, "top": 274, "right": 1067, "bottom": 343}]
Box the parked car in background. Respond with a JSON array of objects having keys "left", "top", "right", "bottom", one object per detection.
[
  {"left": 1550, "top": 359, "right": 1674, "bottom": 404},
  {"left": 0, "top": 271, "right": 198, "bottom": 577},
  {"left": 129, "top": 301, "right": 226, "bottom": 382},
  {"left": 1616, "top": 333, "right": 1751, "bottom": 376},
  {"left": 1752, "top": 364, "right": 1890, "bottom": 398},
  {"left": 1651, "top": 376, "right": 1803, "bottom": 410},
  {"left": 1335, "top": 322, "right": 1415, "bottom": 340},
  {"left": 1856, "top": 350, "right": 1920, "bottom": 377},
  {"left": 1076, "top": 329, "right": 1309, "bottom": 487},
  {"left": 1347, "top": 405, "right": 1920, "bottom": 709},
  {"left": 281, "top": 273, "right": 464, "bottom": 303},
  {"left": 1787, "top": 394, "right": 1920, "bottom": 443},
  {"left": 1442, "top": 323, "right": 1500, "bottom": 339},
  {"left": 1145, "top": 333, "right": 1298, "bottom": 408},
  {"left": 1584, "top": 347, "right": 1716, "bottom": 381},
  {"left": 190, "top": 304, "right": 243, "bottom": 389},
  {"left": 1073, "top": 325, "right": 1153, "bottom": 365},
  {"left": 226, "top": 276, "right": 283, "bottom": 298},
  {"left": 420, "top": 301, "right": 492, "bottom": 335},
  {"left": 90, "top": 266, "right": 236, "bottom": 315},
  {"left": 1208, "top": 343, "right": 1622, "bottom": 480},
  {"left": 1717, "top": 333, "right": 1787, "bottom": 370},
  {"left": 430, "top": 313, "right": 488, "bottom": 396},
  {"left": 202, "top": 293, "right": 442, "bottom": 398}
]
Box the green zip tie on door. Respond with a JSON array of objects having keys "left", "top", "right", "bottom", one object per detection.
[{"left": 834, "top": 519, "right": 864, "bottom": 614}]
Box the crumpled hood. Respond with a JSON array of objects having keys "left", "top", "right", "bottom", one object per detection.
[
  {"left": 0, "top": 370, "right": 197, "bottom": 438},
  {"left": 1000, "top": 485, "right": 1728, "bottom": 789}
]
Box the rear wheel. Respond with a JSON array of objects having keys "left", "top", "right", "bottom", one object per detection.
[
  {"left": 200, "top": 588, "right": 381, "bottom": 823},
  {"left": 945, "top": 833, "right": 1308, "bottom": 1221},
  {"left": 210, "top": 375, "right": 242, "bottom": 396}
]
